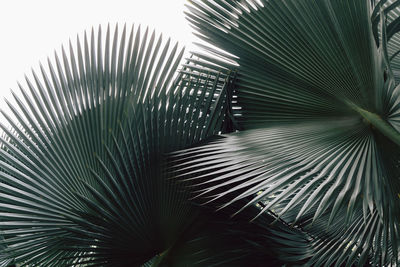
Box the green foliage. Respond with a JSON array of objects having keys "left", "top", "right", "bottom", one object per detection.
[
  {"left": 0, "top": 0, "right": 399, "bottom": 266},
  {"left": 175, "top": 0, "right": 400, "bottom": 265}
]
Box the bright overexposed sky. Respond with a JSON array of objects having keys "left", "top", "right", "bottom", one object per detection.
[{"left": 0, "top": 0, "right": 196, "bottom": 120}]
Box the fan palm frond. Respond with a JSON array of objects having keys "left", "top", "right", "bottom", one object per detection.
[
  {"left": 0, "top": 23, "right": 237, "bottom": 265},
  {"left": 1, "top": 0, "right": 400, "bottom": 266},
  {"left": 170, "top": 0, "right": 400, "bottom": 265}
]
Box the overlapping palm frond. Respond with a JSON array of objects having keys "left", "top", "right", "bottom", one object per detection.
[
  {"left": 169, "top": 0, "right": 400, "bottom": 265},
  {"left": 0, "top": 22, "right": 317, "bottom": 266},
  {"left": 0, "top": 23, "right": 238, "bottom": 265},
  {"left": 1, "top": 0, "right": 400, "bottom": 266}
]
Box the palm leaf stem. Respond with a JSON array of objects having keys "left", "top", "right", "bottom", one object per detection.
[{"left": 349, "top": 102, "right": 400, "bottom": 146}]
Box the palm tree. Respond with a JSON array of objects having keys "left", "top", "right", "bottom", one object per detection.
[{"left": 0, "top": 0, "right": 399, "bottom": 266}]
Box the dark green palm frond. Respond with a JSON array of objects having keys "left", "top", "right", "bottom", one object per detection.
[
  {"left": 180, "top": 0, "right": 400, "bottom": 216},
  {"left": 0, "top": 23, "right": 236, "bottom": 265},
  {"left": 0, "top": 18, "right": 316, "bottom": 264},
  {"left": 168, "top": 0, "right": 400, "bottom": 265},
  {"left": 0, "top": 0, "right": 399, "bottom": 266}
]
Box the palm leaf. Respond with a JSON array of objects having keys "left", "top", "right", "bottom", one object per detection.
[
  {"left": 1, "top": 1, "right": 400, "bottom": 266},
  {"left": 169, "top": 0, "right": 400, "bottom": 265},
  {"left": 0, "top": 24, "right": 236, "bottom": 265},
  {"left": 0, "top": 22, "right": 308, "bottom": 266}
]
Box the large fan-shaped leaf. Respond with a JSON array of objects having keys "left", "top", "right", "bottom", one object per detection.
[
  {"left": 170, "top": 0, "right": 400, "bottom": 265},
  {"left": 0, "top": 24, "right": 236, "bottom": 265}
]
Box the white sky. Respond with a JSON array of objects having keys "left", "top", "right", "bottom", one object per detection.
[{"left": 0, "top": 0, "right": 196, "bottom": 122}]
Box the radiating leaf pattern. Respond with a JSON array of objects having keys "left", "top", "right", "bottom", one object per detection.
[
  {"left": 1, "top": 0, "right": 400, "bottom": 266},
  {"left": 170, "top": 0, "right": 400, "bottom": 265},
  {"left": 0, "top": 24, "right": 238, "bottom": 265}
]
